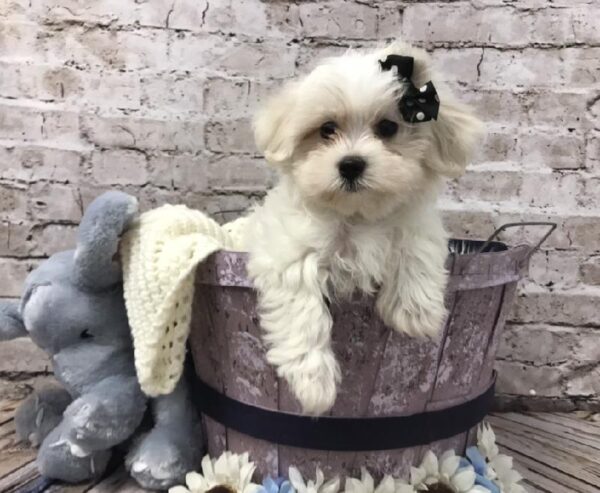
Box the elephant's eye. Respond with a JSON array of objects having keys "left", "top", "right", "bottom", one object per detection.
[{"left": 80, "top": 329, "right": 93, "bottom": 340}]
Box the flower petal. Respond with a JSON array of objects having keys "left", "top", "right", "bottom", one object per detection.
[
  {"left": 396, "top": 483, "right": 417, "bottom": 493},
  {"left": 288, "top": 467, "right": 306, "bottom": 493},
  {"left": 321, "top": 476, "right": 341, "bottom": 493},
  {"left": 201, "top": 455, "right": 215, "bottom": 483},
  {"left": 441, "top": 450, "right": 455, "bottom": 463},
  {"left": 491, "top": 455, "right": 513, "bottom": 477},
  {"left": 315, "top": 468, "right": 325, "bottom": 489},
  {"left": 344, "top": 477, "right": 363, "bottom": 493},
  {"left": 468, "top": 486, "right": 491, "bottom": 493},
  {"left": 474, "top": 473, "right": 500, "bottom": 493},
  {"left": 441, "top": 454, "right": 460, "bottom": 478},
  {"left": 280, "top": 481, "right": 296, "bottom": 493},
  {"left": 244, "top": 484, "right": 266, "bottom": 493},
  {"left": 361, "top": 468, "right": 374, "bottom": 492},
  {"left": 501, "top": 468, "right": 523, "bottom": 485},
  {"left": 214, "top": 453, "right": 230, "bottom": 482},
  {"left": 239, "top": 462, "right": 257, "bottom": 490},
  {"left": 410, "top": 467, "right": 426, "bottom": 486},
  {"left": 451, "top": 467, "right": 476, "bottom": 492},
  {"left": 466, "top": 447, "right": 488, "bottom": 477},
  {"left": 376, "top": 475, "right": 395, "bottom": 493},
  {"left": 477, "top": 424, "right": 499, "bottom": 460},
  {"left": 422, "top": 451, "right": 439, "bottom": 476},
  {"left": 186, "top": 472, "right": 207, "bottom": 492},
  {"left": 169, "top": 487, "right": 191, "bottom": 493},
  {"left": 264, "top": 477, "right": 279, "bottom": 493}
]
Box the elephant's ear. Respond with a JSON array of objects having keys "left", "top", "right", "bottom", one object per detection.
[
  {"left": 0, "top": 302, "right": 27, "bottom": 340},
  {"left": 73, "top": 191, "right": 139, "bottom": 291}
]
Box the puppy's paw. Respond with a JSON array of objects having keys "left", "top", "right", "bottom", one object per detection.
[
  {"left": 379, "top": 301, "right": 446, "bottom": 339},
  {"left": 276, "top": 349, "right": 341, "bottom": 416}
]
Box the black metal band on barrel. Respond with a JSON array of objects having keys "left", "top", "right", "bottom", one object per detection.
[{"left": 192, "top": 373, "right": 496, "bottom": 451}]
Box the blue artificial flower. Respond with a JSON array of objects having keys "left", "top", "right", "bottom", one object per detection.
[
  {"left": 262, "top": 476, "right": 295, "bottom": 493},
  {"left": 462, "top": 447, "right": 501, "bottom": 493},
  {"left": 466, "top": 447, "right": 488, "bottom": 476}
]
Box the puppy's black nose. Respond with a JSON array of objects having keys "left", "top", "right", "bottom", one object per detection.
[{"left": 338, "top": 156, "right": 366, "bottom": 181}]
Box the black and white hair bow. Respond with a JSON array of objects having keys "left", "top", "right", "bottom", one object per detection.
[{"left": 379, "top": 54, "right": 440, "bottom": 124}]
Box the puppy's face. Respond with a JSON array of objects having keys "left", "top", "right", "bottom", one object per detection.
[{"left": 255, "top": 43, "right": 482, "bottom": 220}]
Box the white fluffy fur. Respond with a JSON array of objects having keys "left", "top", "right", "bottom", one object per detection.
[{"left": 242, "top": 42, "right": 483, "bottom": 416}]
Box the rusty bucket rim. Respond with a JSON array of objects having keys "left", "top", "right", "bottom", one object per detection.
[{"left": 198, "top": 237, "right": 510, "bottom": 258}]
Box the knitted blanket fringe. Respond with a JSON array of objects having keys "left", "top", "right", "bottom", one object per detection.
[{"left": 120, "top": 204, "right": 246, "bottom": 396}]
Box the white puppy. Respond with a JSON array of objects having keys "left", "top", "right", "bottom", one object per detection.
[{"left": 243, "top": 42, "right": 482, "bottom": 416}]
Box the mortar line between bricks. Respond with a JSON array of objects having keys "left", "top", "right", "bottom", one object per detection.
[{"left": 3, "top": 20, "right": 599, "bottom": 50}]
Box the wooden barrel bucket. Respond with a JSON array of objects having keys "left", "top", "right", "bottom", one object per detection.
[{"left": 188, "top": 224, "right": 554, "bottom": 480}]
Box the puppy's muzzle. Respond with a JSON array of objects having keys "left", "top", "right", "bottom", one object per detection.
[{"left": 338, "top": 156, "right": 367, "bottom": 184}]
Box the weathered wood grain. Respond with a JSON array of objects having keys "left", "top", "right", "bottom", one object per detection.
[
  {"left": 190, "top": 287, "right": 228, "bottom": 457},
  {"left": 221, "top": 288, "right": 279, "bottom": 477},
  {"left": 490, "top": 412, "right": 600, "bottom": 493},
  {"left": 0, "top": 400, "right": 21, "bottom": 425},
  {"left": 0, "top": 461, "right": 39, "bottom": 493},
  {"left": 191, "top": 248, "right": 517, "bottom": 479},
  {"left": 0, "top": 419, "right": 37, "bottom": 479}
]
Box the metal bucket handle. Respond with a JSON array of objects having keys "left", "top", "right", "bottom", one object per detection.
[
  {"left": 475, "top": 221, "right": 557, "bottom": 258},
  {"left": 450, "top": 221, "right": 557, "bottom": 276}
]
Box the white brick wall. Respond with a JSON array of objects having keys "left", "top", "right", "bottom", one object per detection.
[{"left": 0, "top": 0, "right": 598, "bottom": 409}]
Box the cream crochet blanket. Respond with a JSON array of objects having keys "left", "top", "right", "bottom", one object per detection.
[{"left": 120, "top": 204, "right": 247, "bottom": 396}]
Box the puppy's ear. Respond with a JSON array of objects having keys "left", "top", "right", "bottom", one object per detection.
[
  {"left": 378, "top": 41, "right": 483, "bottom": 177},
  {"left": 426, "top": 95, "right": 484, "bottom": 178},
  {"left": 254, "top": 81, "right": 300, "bottom": 167}
]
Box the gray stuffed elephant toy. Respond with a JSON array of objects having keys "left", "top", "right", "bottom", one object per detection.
[{"left": 0, "top": 191, "right": 202, "bottom": 490}]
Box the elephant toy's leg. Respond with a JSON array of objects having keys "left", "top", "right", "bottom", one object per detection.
[
  {"left": 15, "top": 384, "right": 72, "bottom": 447},
  {"left": 61, "top": 375, "right": 147, "bottom": 456},
  {"left": 37, "top": 375, "right": 147, "bottom": 484},
  {"left": 126, "top": 379, "right": 202, "bottom": 490},
  {"left": 38, "top": 422, "right": 112, "bottom": 483}
]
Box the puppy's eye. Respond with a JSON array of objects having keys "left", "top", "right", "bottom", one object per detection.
[
  {"left": 320, "top": 121, "right": 337, "bottom": 139},
  {"left": 375, "top": 119, "right": 398, "bottom": 138}
]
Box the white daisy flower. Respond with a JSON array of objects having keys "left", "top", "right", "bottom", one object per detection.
[
  {"left": 410, "top": 450, "right": 491, "bottom": 493},
  {"left": 394, "top": 480, "right": 418, "bottom": 493},
  {"left": 169, "top": 452, "right": 263, "bottom": 493},
  {"left": 288, "top": 467, "right": 340, "bottom": 493},
  {"left": 476, "top": 423, "right": 527, "bottom": 493},
  {"left": 343, "top": 468, "right": 396, "bottom": 493}
]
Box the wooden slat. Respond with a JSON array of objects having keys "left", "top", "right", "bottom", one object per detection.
[
  {"left": 491, "top": 419, "right": 600, "bottom": 480},
  {"left": 0, "top": 400, "right": 21, "bottom": 425},
  {"left": 490, "top": 414, "right": 600, "bottom": 464},
  {"left": 190, "top": 288, "right": 228, "bottom": 457},
  {"left": 0, "top": 462, "right": 39, "bottom": 492},
  {"left": 494, "top": 426, "right": 600, "bottom": 493},
  {"left": 499, "top": 444, "right": 599, "bottom": 493},
  {"left": 220, "top": 288, "right": 279, "bottom": 477},
  {"left": 519, "top": 468, "right": 575, "bottom": 493},
  {"left": 88, "top": 468, "right": 148, "bottom": 493},
  {"left": 44, "top": 481, "right": 95, "bottom": 493},
  {"left": 0, "top": 419, "right": 38, "bottom": 479},
  {"left": 517, "top": 412, "right": 600, "bottom": 443}
]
